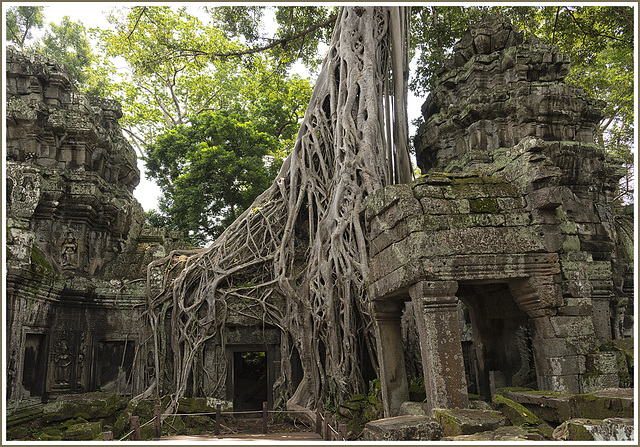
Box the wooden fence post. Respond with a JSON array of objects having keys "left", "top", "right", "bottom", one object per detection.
[
  {"left": 322, "top": 411, "right": 330, "bottom": 441},
  {"left": 315, "top": 403, "right": 323, "bottom": 435},
  {"left": 215, "top": 404, "right": 221, "bottom": 435},
  {"left": 102, "top": 431, "right": 113, "bottom": 441},
  {"left": 130, "top": 415, "right": 140, "bottom": 441},
  {"left": 339, "top": 423, "right": 347, "bottom": 441},
  {"left": 262, "top": 401, "right": 268, "bottom": 434},
  {"left": 154, "top": 405, "right": 162, "bottom": 438}
]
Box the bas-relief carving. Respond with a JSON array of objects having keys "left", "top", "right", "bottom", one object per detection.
[
  {"left": 61, "top": 232, "right": 79, "bottom": 269},
  {"left": 5, "top": 47, "right": 152, "bottom": 401}
]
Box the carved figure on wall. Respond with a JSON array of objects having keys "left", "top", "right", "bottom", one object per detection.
[
  {"left": 61, "top": 232, "right": 78, "bottom": 268},
  {"left": 54, "top": 340, "right": 72, "bottom": 386},
  {"left": 76, "top": 334, "right": 86, "bottom": 392}
]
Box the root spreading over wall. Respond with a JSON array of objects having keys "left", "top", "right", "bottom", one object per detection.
[{"left": 142, "top": 6, "right": 412, "bottom": 415}]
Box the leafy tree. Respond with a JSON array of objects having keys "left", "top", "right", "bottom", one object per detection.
[
  {"left": 145, "top": 107, "right": 282, "bottom": 245},
  {"left": 94, "top": 6, "right": 314, "bottom": 157},
  {"left": 5, "top": 6, "right": 43, "bottom": 49},
  {"left": 38, "top": 16, "right": 94, "bottom": 87}
]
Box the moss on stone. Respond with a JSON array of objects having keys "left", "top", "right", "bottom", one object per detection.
[
  {"left": 451, "top": 176, "right": 484, "bottom": 185},
  {"left": 569, "top": 393, "right": 633, "bottom": 419},
  {"left": 469, "top": 197, "right": 500, "bottom": 213},
  {"left": 30, "top": 245, "right": 54, "bottom": 272},
  {"left": 434, "top": 411, "right": 461, "bottom": 436},
  {"left": 567, "top": 423, "right": 596, "bottom": 441},
  {"left": 62, "top": 421, "right": 102, "bottom": 440},
  {"left": 492, "top": 394, "right": 542, "bottom": 427}
]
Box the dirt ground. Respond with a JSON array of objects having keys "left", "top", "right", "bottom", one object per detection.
[{"left": 216, "top": 415, "right": 314, "bottom": 435}]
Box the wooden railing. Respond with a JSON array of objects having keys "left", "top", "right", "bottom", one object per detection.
[{"left": 104, "top": 401, "right": 347, "bottom": 441}]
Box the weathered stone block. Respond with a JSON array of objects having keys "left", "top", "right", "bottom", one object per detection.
[
  {"left": 545, "top": 355, "right": 586, "bottom": 376},
  {"left": 553, "top": 417, "right": 635, "bottom": 441},
  {"left": 398, "top": 401, "right": 431, "bottom": 416},
  {"left": 62, "top": 421, "right": 102, "bottom": 440},
  {"left": 419, "top": 196, "right": 470, "bottom": 215},
  {"left": 434, "top": 408, "right": 507, "bottom": 437},
  {"left": 362, "top": 415, "right": 442, "bottom": 441},
  {"left": 491, "top": 394, "right": 554, "bottom": 437},
  {"left": 548, "top": 374, "right": 581, "bottom": 394},
  {"left": 549, "top": 315, "right": 596, "bottom": 339},
  {"left": 364, "top": 183, "right": 417, "bottom": 223},
  {"left": 496, "top": 388, "right": 572, "bottom": 423},
  {"left": 445, "top": 425, "right": 547, "bottom": 441}
]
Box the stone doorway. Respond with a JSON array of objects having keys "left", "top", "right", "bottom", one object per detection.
[
  {"left": 457, "top": 282, "right": 536, "bottom": 400},
  {"left": 21, "top": 333, "right": 48, "bottom": 397},
  {"left": 226, "top": 345, "right": 276, "bottom": 412},
  {"left": 233, "top": 351, "right": 268, "bottom": 411},
  {"left": 93, "top": 340, "right": 136, "bottom": 392}
]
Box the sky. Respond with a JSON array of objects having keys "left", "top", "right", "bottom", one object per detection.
[{"left": 8, "top": 3, "right": 424, "bottom": 212}]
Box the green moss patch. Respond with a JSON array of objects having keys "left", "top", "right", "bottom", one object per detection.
[{"left": 469, "top": 197, "right": 500, "bottom": 213}]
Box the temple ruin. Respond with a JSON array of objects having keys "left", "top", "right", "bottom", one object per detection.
[
  {"left": 364, "top": 17, "right": 634, "bottom": 417},
  {"left": 4, "top": 13, "right": 635, "bottom": 442}
]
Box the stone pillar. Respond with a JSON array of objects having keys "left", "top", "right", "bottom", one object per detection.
[
  {"left": 372, "top": 299, "right": 409, "bottom": 417},
  {"left": 409, "top": 281, "right": 468, "bottom": 412}
]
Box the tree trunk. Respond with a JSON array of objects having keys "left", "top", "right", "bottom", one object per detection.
[{"left": 145, "top": 5, "right": 411, "bottom": 413}]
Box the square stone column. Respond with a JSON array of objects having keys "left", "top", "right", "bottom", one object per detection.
[
  {"left": 409, "top": 281, "right": 468, "bottom": 412},
  {"left": 372, "top": 299, "right": 409, "bottom": 417}
]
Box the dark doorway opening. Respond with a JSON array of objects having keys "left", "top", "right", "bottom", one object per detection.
[
  {"left": 22, "top": 333, "right": 47, "bottom": 397},
  {"left": 458, "top": 282, "right": 537, "bottom": 400},
  {"left": 94, "top": 340, "right": 135, "bottom": 392},
  {"left": 233, "top": 351, "right": 268, "bottom": 412}
]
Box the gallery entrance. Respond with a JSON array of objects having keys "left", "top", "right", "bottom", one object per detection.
[
  {"left": 233, "top": 351, "right": 268, "bottom": 412},
  {"left": 226, "top": 344, "right": 276, "bottom": 412}
]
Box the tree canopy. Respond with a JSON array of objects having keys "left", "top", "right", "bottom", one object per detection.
[
  {"left": 5, "top": 6, "right": 43, "bottom": 49},
  {"left": 145, "top": 107, "right": 283, "bottom": 246},
  {"left": 8, "top": 5, "right": 634, "bottom": 208}
]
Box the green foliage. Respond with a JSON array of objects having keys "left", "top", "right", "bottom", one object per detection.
[
  {"left": 145, "top": 107, "right": 282, "bottom": 245},
  {"left": 272, "top": 6, "right": 337, "bottom": 73},
  {"left": 5, "top": 6, "right": 44, "bottom": 49},
  {"left": 38, "top": 17, "right": 94, "bottom": 87},
  {"left": 207, "top": 6, "right": 265, "bottom": 42}
]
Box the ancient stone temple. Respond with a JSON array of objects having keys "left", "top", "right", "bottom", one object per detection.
[
  {"left": 5, "top": 47, "right": 187, "bottom": 401},
  {"left": 363, "top": 17, "right": 634, "bottom": 417}
]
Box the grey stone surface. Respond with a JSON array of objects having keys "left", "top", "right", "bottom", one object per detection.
[
  {"left": 5, "top": 47, "right": 188, "bottom": 402},
  {"left": 362, "top": 415, "right": 442, "bottom": 441},
  {"left": 433, "top": 408, "right": 508, "bottom": 436},
  {"left": 553, "top": 417, "right": 635, "bottom": 441},
  {"left": 364, "top": 15, "right": 632, "bottom": 417}
]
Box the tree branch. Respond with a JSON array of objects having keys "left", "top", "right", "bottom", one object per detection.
[
  {"left": 154, "top": 14, "right": 338, "bottom": 63},
  {"left": 565, "top": 7, "right": 633, "bottom": 45},
  {"left": 127, "top": 6, "right": 147, "bottom": 42}
]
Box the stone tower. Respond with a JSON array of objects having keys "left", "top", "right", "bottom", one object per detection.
[
  {"left": 5, "top": 48, "right": 185, "bottom": 401},
  {"left": 364, "top": 17, "right": 632, "bottom": 416}
]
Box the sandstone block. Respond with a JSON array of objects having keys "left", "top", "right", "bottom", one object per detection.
[
  {"left": 362, "top": 415, "right": 442, "bottom": 441},
  {"left": 553, "top": 417, "right": 635, "bottom": 441},
  {"left": 445, "top": 425, "right": 547, "bottom": 441},
  {"left": 434, "top": 408, "right": 507, "bottom": 437}
]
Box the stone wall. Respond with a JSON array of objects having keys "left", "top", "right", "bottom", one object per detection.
[
  {"left": 364, "top": 17, "right": 633, "bottom": 417},
  {"left": 4, "top": 47, "right": 187, "bottom": 401}
]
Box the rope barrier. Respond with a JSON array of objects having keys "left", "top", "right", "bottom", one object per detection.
[
  {"left": 118, "top": 429, "right": 134, "bottom": 441},
  {"left": 139, "top": 416, "right": 156, "bottom": 428}
]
